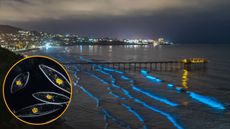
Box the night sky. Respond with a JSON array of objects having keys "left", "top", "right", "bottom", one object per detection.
[{"left": 0, "top": 0, "right": 230, "bottom": 43}]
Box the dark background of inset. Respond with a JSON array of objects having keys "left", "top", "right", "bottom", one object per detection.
[{"left": 4, "top": 57, "right": 71, "bottom": 123}]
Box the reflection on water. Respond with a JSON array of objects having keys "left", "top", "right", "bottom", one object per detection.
[
  {"left": 80, "top": 45, "right": 83, "bottom": 53},
  {"left": 181, "top": 69, "right": 189, "bottom": 90}
]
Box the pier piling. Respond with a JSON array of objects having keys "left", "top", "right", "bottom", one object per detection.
[{"left": 63, "top": 58, "right": 207, "bottom": 72}]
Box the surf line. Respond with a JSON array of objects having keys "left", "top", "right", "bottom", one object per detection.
[{"left": 140, "top": 70, "right": 226, "bottom": 110}]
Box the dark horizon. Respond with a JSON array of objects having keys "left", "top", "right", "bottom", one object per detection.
[{"left": 0, "top": 0, "right": 230, "bottom": 44}]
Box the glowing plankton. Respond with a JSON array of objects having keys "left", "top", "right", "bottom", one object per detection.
[
  {"left": 11, "top": 72, "right": 30, "bottom": 94},
  {"left": 32, "top": 107, "right": 39, "bottom": 114},
  {"left": 46, "top": 94, "right": 53, "bottom": 100},
  {"left": 16, "top": 80, "right": 23, "bottom": 86},
  {"left": 39, "top": 64, "right": 70, "bottom": 94},
  {"left": 56, "top": 78, "right": 63, "bottom": 85}
]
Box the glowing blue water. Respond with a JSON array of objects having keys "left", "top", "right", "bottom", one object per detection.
[
  {"left": 133, "top": 98, "right": 184, "bottom": 129},
  {"left": 103, "top": 67, "right": 124, "bottom": 74},
  {"left": 94, "top": 66, "right": 183, "bottom": 129},
  {"left": 167, "top": 84, "right": 174, "bottom": 87},
  {"left": 77, "top": 84, "right": 100, "bottom": 107},
  {"left": 85, "top": 72, "right": 109, "bottom": 85},
  {"left": 140, "top": 70, "right": 162, "bottom": 83},
  {"left": 121, "top": 104, "right": 148, "bottom": 129},
  {"left": 131, "top": 85, "right": 178, "bottom": 107},
  {"left": 188, "top": 92, "right": 225, "bottom": 110},
  {"left": 121, "top": 75, "right": 130, "bottom": 80},
  {"left": 101, "top": 108, "right": 131, "bottom": 129}
]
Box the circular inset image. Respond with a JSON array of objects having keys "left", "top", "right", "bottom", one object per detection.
[{"left": 2, "top": 56, "right": 72, "bottom": 125}]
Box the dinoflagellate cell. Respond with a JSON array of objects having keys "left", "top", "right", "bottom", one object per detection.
[
  {"left": 15, "top": 103, "right": 62, "bottom": 118},
  {"left": 39, "top": 64, "right": 70, "bottom": 93},
  {"left": 11, "top": 72, "right": 30, "bottom": 94},
  {"left": 32, "top": 92, "right": 70, "bottom": 104}
]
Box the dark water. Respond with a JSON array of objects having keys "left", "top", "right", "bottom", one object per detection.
[
  {"left": 25, "top": 44, "right": 230, "bottom": 129},
  {"left": 66, "top": 44, "right": 230, "bottom": 101}
]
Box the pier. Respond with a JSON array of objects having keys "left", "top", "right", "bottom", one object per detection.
[{"left": 62, "top": 58, "right": 208, "bottom": 71}]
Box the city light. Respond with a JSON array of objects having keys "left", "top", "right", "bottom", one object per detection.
[{"left": 45, "top": 43, "right": 51, "bottom": 49}]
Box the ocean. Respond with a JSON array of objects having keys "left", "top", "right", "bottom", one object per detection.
[{"left": 25, "top": 44, "right": 230, "bottom": 129}]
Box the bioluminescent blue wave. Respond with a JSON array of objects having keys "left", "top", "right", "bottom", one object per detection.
[
  {"left": 102, "top": 67, "right": 124, "bottom": 74},
  {"left": 133, "top": 98, "right": 183, "bottom": 129},
  {"left": 121, "top": 75, "right": 134, "bottom": 83},
  {"left": 111, "top": 83, "right": 121, "bottom": 89},
  {"left": 96, "top": 68, "right": 111, "bottom": 76},
  {"left": 167, "top": 84, "right": 174, "bottom": 87},
  {"left": 121, "top": 75, "right": 130, "bottom": 80},
  {"left": 78, "top": 58, "right": 183, "bottom": 129},
  {"left": 87, "top": 69, "right": 131, "bottom": 101},
  {"left": 140, "top": 70, "right": 162, "bottom": 83},
  {"left": 176, "top": 87, "right": 182, "bottom": 91},
  {"left": 85, "top": 72, "right": 109, "bottom": 84},
  {"left": 96, "top": 67, "right": 182, "bottom": 129},
  {"left": 188, "top": 92, "right": 225, "bottom": 110},
  {"left": 131, "top": 85, "right": 178, "bottom": 107},
  {"left": 140, "top": 70, "right": 148, "bottom": 75},
  {"left": 101, "top": 108, "right": 131, "bottom": 129},
  {"left": 109, "top": 92, "right": 126, "bottom": 100},
  {"left": 77, "top": 84, "right": 100, "bottom": 107},
  {"left": 121, "top": 104, "right": 148, "bottom": 129},
  {"left": 146, "top": 75, "right": 156, "bottom": 80},
  {"left": 120, "top": 87, "right": 133, "bottom": 99},
  {"left": 96, "top": 68, "right": 134, "bottom": 100},
  {"left": 111, "top": 83, "right": 133, "bottom": 99},
  {"left": 146, "top": 75, "right": 162, "bottom": 83}
]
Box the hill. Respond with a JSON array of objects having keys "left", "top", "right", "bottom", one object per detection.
[
  {"left": 0, "top": 25, "right": 22, "bottom": 34},
  {"left": 0, "top": 47, "right": 22, "bottom": 122}
]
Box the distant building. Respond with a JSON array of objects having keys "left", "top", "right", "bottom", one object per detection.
[{"left": 153, "top": 38, "right": 173, "bottom": 46}]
